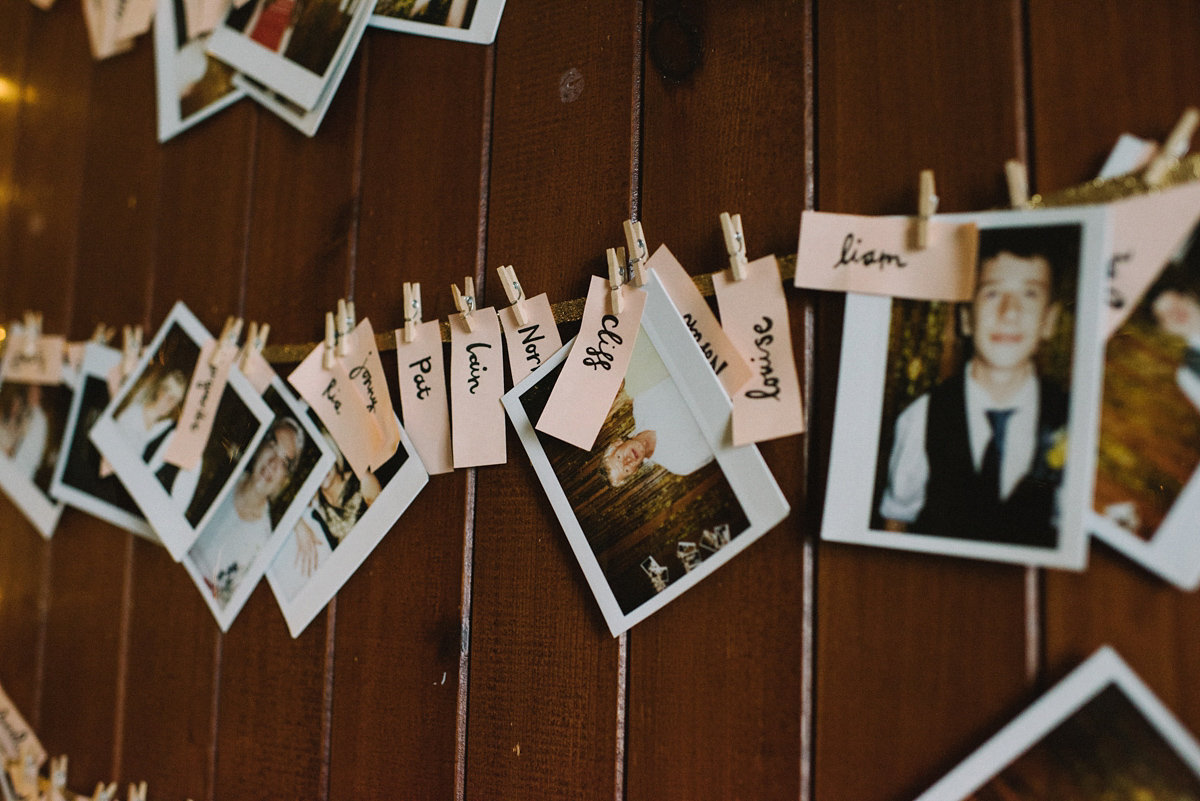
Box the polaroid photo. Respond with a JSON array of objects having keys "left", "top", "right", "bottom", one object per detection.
[
  {"left": 206, "top": 0, "right": 378, "bottom": 112},
  {"left": 49, "top": 343, "right": 156, "bottom": 541},
  {"left": 823, "top": 207, "right": 1110, "bottom": 569},
  {"left": 370, "top": 0, "right": 505, "bottom": 45},
  {"left": 154, "top": 0, "right": 245, "bottom": 142},
  {"left": 503, "top": 273, "right": 790, "bottom": 637},
  {"left": 182, "top": 375, "right": 335, "bottom": 631},
  {"left": 89, "top": 302, "right": 274, "bottom": 561},
  {"left": 1091, "top": 219, "right": 1200, "bottom": 588},
  {"left": 915, "top": 646, "right": 1200, "bottom": 800},
  {"left": 0, "top": 362, "right": 76, "bottom": 539},
  {"left": 266, "top": 411, "right": 428, "bottom": 638}
]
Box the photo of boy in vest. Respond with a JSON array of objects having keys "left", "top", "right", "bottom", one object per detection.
[{"left": 878, "top": 225, "right": 1079, "bottom": 546}]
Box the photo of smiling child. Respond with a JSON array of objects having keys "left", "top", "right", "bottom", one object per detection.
[{"left": 823, "top": 207, "right": 1108, "bottom": 568}]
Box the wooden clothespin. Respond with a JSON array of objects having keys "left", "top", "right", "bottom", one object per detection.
[
  {"left": 623, "top": 220, "right": 649, "bottom": 287},
  {"left": 1144, "top": 107, "right": 1200, "bottom": 187},
  {"left": 1005, "top": 159, "right": 1030, "bottom": 209},
  {"left": 452, "top": 277, "right": 476, "bottom": 333},
  {"left": 238, "top": 321, "right": 269, "bottom": 371},
  {"left": 719, "top": 212, "right": 749, "bottom": 280},
  {"left": 211, "top": 316, "right": 243, "bottom": 366},
  {"left": 322, "top": 311, "right": 337, "bottom": 370},
  {"left": 402, "top": 282, "right": 422, "bottom": 343},
  {"left": 5, "top": 740, "right": 38, "bottom": 798},
  {"left": 21, "top": 310, "right": 41, "bottom": 357},
  {"left": 607, "top": 248, "right": 625, "bottom": 314},
  {"left": 91, "top": 323, "right": 114, "bottom": 344},
  {"left": 91, "top": 781, "right": 117, "bottom": 801},
  {"left": 127, "top": 780, "right": 147, "bottom": 801},
  {"left": 120, "top": 325, "right": 143, "bottom": 377},
  {"left": 496, "top": 265, "right": 527, "bottom": 325},
  {"left": 914, "top": 169, "right": 938, "bottom": 250},
  {"left": 335, "top": 299, "right": 355, "bottom": 357}
]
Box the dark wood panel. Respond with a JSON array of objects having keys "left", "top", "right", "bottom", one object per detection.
[
  {"left": 465, "top": 1, "right": 637, "bottom": 797},
  {"left": 40, "top": 35, "right": 160, "bottom": 791},
  {"left": 0, "top": 0, "right": 32, "bottom": 274},
  {"left": 213, "top": 49, "right": 369, "bottom": 801},
  {"left": 119, "top": 539, "right": 219, "bottom": 800},
  {"left": 118, "top": 93, "right": 256, "bottom": 797},
  {"left": 0, "top": 0, "right": 42, "bottom": 726},
  {"left": 0, "top": 0, "right": 93, "bottom": 736},
  {"left": 1031, "top": 0, "right": 1200, "bottom": 735},
  {"left": 1028, "top": 0, "right": 1200, "bottom": 193},
  {"left": 326, "top": 32, "right": 484, "bottom": 801},
  {"left": 628, "top": 2, "right": 809, "bottom": 798},
  {"left": 813, "top": 3, "right": 1031, "bottom": 800}
]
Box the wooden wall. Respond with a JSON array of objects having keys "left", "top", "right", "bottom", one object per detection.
[{"left": 1, "top": 0, "right": 1199, "bottom": 798}]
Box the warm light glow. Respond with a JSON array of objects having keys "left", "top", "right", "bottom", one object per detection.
[
  {"left": 0, "top": 77, "right": 17, "bottom": 104},
  {"left": 0, "top": 327, "right": 7, "bottom": 343}
]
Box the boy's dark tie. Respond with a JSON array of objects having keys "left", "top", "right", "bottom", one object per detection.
[
  {"left": 1184, "top": 346, "right": 1200, "bottom": 380},
  {"left": 981, "top": 409, "right": 1015, "bottom": 503}
]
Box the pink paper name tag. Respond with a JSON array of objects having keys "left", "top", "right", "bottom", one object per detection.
[
  {"left": 1106, "top": 182, "right": 1200, "bottom": 338},
  {"left": 795, "top": 210, "right": 979, "bottom": 301},
  {"left": 163, "top": 338, "right": 237, "bottom": 470},
  {"left": 498, "top": 293, "right": 562, "bottom": 386},
  {"left": 0, "top": 684, "right": 44, "bottom": 767},
  {"left": 536, "top": 276, "right": 647, "bottom": 450},
  {"left": 240, "top": 348, "right": 276, "bottom": 396},
  {"left": 0, "top": 334, "right": 65, "bottom": 385},
  {"left": 648, "top": 244, "right": 753, "bottom": 397},
  {"left": 713, "top": 255, "right": 806, "bottom": 445},
  {"left": 450, "top": 310, "right": 506, "bottom": 468},
  {"left": 289, "top": 343, "right": 389, "bottom": 478},
  {"left": 337, "top": 318, "right": 401, "bottom": 460},
  {"left": 395, "top": 321, "right": 453, "bottom": 475}
]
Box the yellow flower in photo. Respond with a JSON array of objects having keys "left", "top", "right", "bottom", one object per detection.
[{"left": 1045, "top": 429, "right": 1068, "bottom": 471}]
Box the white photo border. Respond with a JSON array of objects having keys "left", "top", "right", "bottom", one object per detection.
[
  {"left": 266, "top": 414, "right": 429, "bottom": 638},
  {"left": 49, "top": 342, "right": 157, "bottom": 541},
  {"left": 370, "top": 0, "right": 506, "bottom": 45},
  {"left": 182, "top": 374, "right": 337, "bottom": 632},
  {"left": 154, "top": 0, "right": 245, "bottom": 143},
  {"left": 822, "top": 206, "right": 1110, "bottom": 570},
  {"left": 89, "top": 301, "right": 274, "bottom": 561},
  {"left": 207, "top": 0, "right": 379, "bottom": 111},
  {"left": 0, "top": 370, "right": 75, "bottom": 539},
  {"left": 502, "top": 273, "right": 790, "bottom": 637},
  {"left": 914, "top": 645, "right": 1200, "bottom": 800}
]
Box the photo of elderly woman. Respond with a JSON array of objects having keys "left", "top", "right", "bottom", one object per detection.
[
  {"left": 520, "top": 329, "right": 749, "bottom": 615},
  {"left": 186, "top": 381, "right": 329, "bottom": 612},
  {"left": 268, "top": 410, "right": 405, "bottom": 604}
]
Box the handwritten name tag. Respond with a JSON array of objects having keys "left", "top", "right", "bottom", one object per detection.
[
  {"left": 1105, "top": 182, "right": 1200, "bottom": 338},
  {"left": 795, "top": 210, "right": 979, "bottom": 301},
  {"left": 0, "top": 684, "right": 44, "bottom": 769},
  {"left": 0, "top": 334, "right": 65, "bottom": 385},
  {"left": 498, "top": 293, "right": 562, "bottom": 386},
  {"left": 394, "top": 321, "right": 453, "bottom": 475},
  {"left": 450, "top": 309, "right": 506, "bottom": 468},
  {"left": 289, "top": 342, "right": 388, "bottom": 479},
  {"left": 337, "top": 318, "right": 401, "bottom": 461},
  {"left": 714, "top": 255, "right": 806, "bottom": 445},
  {"left": 536, "top": 275, "right": 647, "bottom": 450},
  {"left": 163, "top": 338, "right": 238, "bottom": 470},
  {"left": 648, "top": 244, "right": 753, "bottom": 397},
  {"left": 239, "top": 348, "right": 277, "bottom": 395}
]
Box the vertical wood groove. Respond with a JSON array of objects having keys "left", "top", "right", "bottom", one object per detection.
[{"left": 110, "top": 535, "right": 135, "bottom": 781}]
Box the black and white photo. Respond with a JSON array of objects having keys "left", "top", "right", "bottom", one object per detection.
[{"left": 89, "top": 303, "right": 274, "bottom": 561}]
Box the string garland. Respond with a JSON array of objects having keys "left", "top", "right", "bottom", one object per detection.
[{"left": 259, "top": 253, "right": 800, "bottom": 364}]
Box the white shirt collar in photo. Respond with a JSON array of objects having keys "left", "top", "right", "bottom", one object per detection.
[{"left": 964, "top": 366, "right": 1039, "bottom": 501}]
